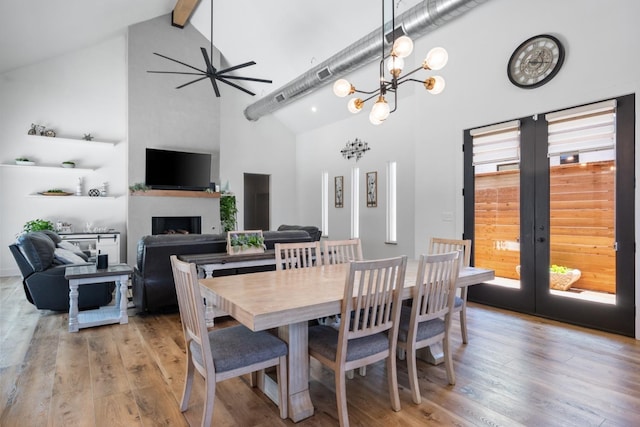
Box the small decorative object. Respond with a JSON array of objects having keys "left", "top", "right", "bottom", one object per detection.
[
  {"left": 366, "top": 171, "right": 377, "bottom": 207},
  {"left": 15, "top": 157, "right": 35, "bottom": 166},
  {"left": 340, "top": 137, "right": 370, "bottom": 161},
  {"left": 56, "top": 221, "right": 73, "bottom": 233},
  {"left": 61, "top": 161, "right": 75, "bottom": 168},
  {"left": 27, "top": 124, "right": 38, "bottom": 135},
  {"left": 83, "top": 133, "right": 94, "bottom": 141},
  {"left": 76, "top": 177, "right": 83, "bottom": 196},
  {"left": 508, "top": 34, "right": 565, "bottom": 89},
  {"left": 43, "top": 129, "right": 56, "bottom": 137},
  {"left": 335, "top": 176, "right": 344, "bottom": 208},
  {"left": 227, "top": 230, "right": 265, "bottom": 255},
  {"left": 100, "top": 182, "right": 108, "bottom": 197},
  {"left": 88, "top": 188, "right": 100, "bottom": 197},
  {"left": 39, "top": 189, "right": 73, "bottom": 196}
]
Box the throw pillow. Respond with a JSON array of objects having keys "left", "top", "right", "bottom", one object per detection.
[
  {"left": 54, "top": 248, "right": 87, "bottom": 265},
  {"left": 57, "top": 241, "right": 89, "bottom": 261},
  {"left": 17, "top": 232, "right": 56, "bottom": 272}
]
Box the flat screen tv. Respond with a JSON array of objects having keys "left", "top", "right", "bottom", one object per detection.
[{"left": 145, "top": 148, "right": 211, "bottom": 191}]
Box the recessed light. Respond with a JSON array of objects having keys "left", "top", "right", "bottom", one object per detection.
[{"left": 311, "top": 106, "right": 317, "bottom": 113}]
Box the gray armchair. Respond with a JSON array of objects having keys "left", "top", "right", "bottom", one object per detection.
[{"left": 9, "top": 231, "right": 114, "bottom": 311}]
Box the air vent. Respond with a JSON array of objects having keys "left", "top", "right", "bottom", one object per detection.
[
  {"left": 275, "top": 93, "right": 286, "bottom": 103},
  {"left": 385, "top": 25, "right": 407, "bottom": 44},
  {"left": 316, "top": 67, "right": 332, "bottom": 81}
]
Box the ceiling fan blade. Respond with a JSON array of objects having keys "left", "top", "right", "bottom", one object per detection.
[
  {"left": 216, "top": 76, "right": 256, "bottom": 96},
  {"left": 216, "top": 61, "right": 257, "bottom": 75},
  {"left": 147, "top": 71, "right": 205, "bottom": 76},
  {"left": 208, "top": 76, "right": 221, "bottom": 97},
  {"left": 200, "top": 47, "right": 217, "bottom": 74},
  {"left": 217, "top": 75, "right": 273, "bottom": 84},
  {"left": 176, "top": 76, "right": 209, "bottom": 89},
  {"left": 152, "top": 52, "right": 206, "bottom": 74}
]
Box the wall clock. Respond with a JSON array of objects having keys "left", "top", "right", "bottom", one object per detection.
[{"left": 507, "top": 34, "right": 565, "bottom": 89}]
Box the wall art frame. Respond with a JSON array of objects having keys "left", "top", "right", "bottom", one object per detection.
[
  {"left": 335, "top": 176, "right": 344, "bottom": 208},
  {"left": 366, "top": 171, "right": 377, "bottom": 207}
]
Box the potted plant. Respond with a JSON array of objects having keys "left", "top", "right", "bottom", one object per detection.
[
  {"left": 23, "top": 219, "right": 55, "bottom": 233},
  {"left": 227, "top": 230, "right": 265, "bottom": 255},
  {"left": 61, "top": 161, "right": 75, "bottom": 168},
  {"left": 220, "top": 194, "right": 238, "bottom": 232}
]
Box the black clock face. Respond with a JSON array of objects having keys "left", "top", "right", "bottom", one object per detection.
[{"left": 508, "top": 34, "right": 565, "bottom": 89}]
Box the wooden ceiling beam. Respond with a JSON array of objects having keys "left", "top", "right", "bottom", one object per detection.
[{"left": 172, "top": 0, "right": 201, "bottom": 28}]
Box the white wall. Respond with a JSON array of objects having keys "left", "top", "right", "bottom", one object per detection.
[
  {"left": 0, "top": 37, "right": 127, "bottom": 276},
  {"left": 294, "top": 0, "right": 640, "bottom": 336},
  {"left": 219, "top": 88, "right": 298, "bottom": 231}
]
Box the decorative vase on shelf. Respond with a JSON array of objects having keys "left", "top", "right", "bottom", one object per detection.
[
  {"left": 76, "top": 177, "right": 83, "bottom": 196},
  {"left": 100, "top": 182, "right": 108, "bottom": 197},
  {"left": 88, "top": 188, "right": 100, "bottom": 197}
]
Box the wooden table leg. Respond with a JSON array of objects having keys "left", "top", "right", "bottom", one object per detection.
[
  {"left": 68, "top": 280, "right": 79, "bottom": 332},
  {"left": 279, "top": 322, "right": 314, "bottom": 422}
]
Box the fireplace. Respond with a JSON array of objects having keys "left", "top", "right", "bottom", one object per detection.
[{"left": 152, "top": 216, "right": 202, "bottom": 235}]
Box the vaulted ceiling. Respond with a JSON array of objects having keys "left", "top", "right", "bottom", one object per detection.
[{"left": 0, "top": 0, "right": 460, "bottom": 134}]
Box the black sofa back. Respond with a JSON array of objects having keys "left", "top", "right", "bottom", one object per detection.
[{"left": 133, "top": 230, "right": 314, "bottom": 313}]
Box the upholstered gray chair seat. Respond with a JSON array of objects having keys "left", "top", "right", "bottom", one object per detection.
[
  {"left": 308, "top": 324, "right": 389, "bottom": 362},
  {"left": 397, "top": 306, "right": 445, "bottom": 343},
  {"left": 191, "top": 325, "right": 288, "bottom": 373}
]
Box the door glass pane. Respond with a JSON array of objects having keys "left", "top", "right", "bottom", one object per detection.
[
  {"left": 546, "top": 103, "right": 616, "bottom": 304},
  {"left": 474, "top": 164, "right": 521, "bottom": 289}
]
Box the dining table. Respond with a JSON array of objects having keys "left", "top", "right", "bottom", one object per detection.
[{"left": 198, "top": 259, "right": 494, "bottom": 422}]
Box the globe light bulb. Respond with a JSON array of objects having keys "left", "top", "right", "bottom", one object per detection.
[
  {"left": 370, "top": 96, "right": 390, "bottom": 122},
  {"left": 392, "top": 36, "right": 414, "bottom": 58},
  {"left": 333, "top": 79, "right": 352, "bottom": 97},
  {"left": 424, "top": 47, "right": 448, "bottom": 70},
  {"left": 425, "top": 76, "right": 446, "bottom": 94},
  {"left": 348, "top": 98, "right": 363, "bottom": 114},
  {"left": 369, "top": 111, "right": 384, "bottom": 125},
  {"left": 386, "top": 55, "right": 404, "bottom": 77}
]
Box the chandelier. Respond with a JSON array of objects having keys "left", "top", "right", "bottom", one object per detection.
[
  {"left": 341, "top": 138, "right": 370, "bottom": 161},
  {"left": 333, "top": 0, "right": 448, "bottom": 125}
]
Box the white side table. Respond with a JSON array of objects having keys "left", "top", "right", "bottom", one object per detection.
[{"left": 65, "top": 263, "right": 132, "bottom": 333}]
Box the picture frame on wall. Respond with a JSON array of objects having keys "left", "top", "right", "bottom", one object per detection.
[
  {"left": 335, "top": 176, "right": 344, "bottom": 208},
  {"left": 366, "top": 171, "right": 377, "bottom": 207}
]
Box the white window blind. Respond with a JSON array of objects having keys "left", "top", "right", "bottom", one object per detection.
[
  {"left": 470, "top": 120, "right": 521, "bottom": 166},
  {"left": 545, "top": 99, "right": 616, "bottom": 157}
]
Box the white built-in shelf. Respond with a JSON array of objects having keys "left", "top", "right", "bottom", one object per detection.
[
  {"left": 28, "top": 134, "right": 117, "bottom": 147},
  {"left": 27, "top": 194, "right": 119, "bottom": 199},
  {"left": 0, "top": 164, "right": 95, "bottom": 172}
]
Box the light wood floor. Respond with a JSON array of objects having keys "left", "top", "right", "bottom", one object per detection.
[{"left": 1, "top": 275, "right": 639, "bottom": 427}]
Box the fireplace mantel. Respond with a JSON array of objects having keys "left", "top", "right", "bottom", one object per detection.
[{"left": 130, "top": 190, "right": 220, "bottom": 198}]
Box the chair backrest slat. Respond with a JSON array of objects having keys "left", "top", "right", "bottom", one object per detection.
[
  {"left": 414, "top": 251, "right": 460, "bottom": 324},
  {"left": 171, "top": 255, "right": 214, "bottom": 372},
  {"left": 275, "top": 241, "right": 322, "bottom": 270},
  {"left": 323, "top": 238, "right": 364, "bottom": 265},
  {"left": 429, "top": 237, "right": 471, "bottom": 268},
  {"left": 341, "top": 257, "right": 407, "bottom": 341}
]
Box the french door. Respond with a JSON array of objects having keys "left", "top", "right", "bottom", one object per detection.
[{"left": 464, "top": 94, "right": 635, "bottom": 336}]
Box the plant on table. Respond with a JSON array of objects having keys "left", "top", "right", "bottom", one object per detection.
[{"left": 229, "top": 232, "right": 265, "bottom": 252}]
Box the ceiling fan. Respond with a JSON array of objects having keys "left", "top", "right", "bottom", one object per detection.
[{"left": 147, "top": 0, "right": 272, "bottom": 97}]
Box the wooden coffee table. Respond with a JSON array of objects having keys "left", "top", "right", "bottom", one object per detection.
[{"left": 64, "top": 263, "right": 132, "bottom": 332}]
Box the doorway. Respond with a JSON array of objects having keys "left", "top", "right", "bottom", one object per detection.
[
  {"left": 244, "top": 173, "right": 270, "bottom": 230},
  {"left": 464, "top": 95, "right": 635, "bottom": 336}
]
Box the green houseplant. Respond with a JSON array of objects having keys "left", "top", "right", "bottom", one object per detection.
[
  {"left": 228, "top": 231, "right": 265, "bottom": 254},
  {"left": 23, "top": 219, "right": 55, "bottom": 233},
  {"left": 220, "top": 194, "right": 238, "bottom": 232}
]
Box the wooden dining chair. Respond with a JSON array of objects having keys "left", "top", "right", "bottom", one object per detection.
[
  {"left": 308, "top": 256, "right": 407, "bottom": 427},
  {"left": 429, "top": 237, "right": 472, "bottom": 344},
  {"left": 170, "top": 255, "right": 289, "bottom": 426},
  {"left": 275, "top": 241, "right": 322, "bottom": 270},
  {"left": 397, "top": 251, "right": 460, "bottom": 404},
  {"left": 323, "top": 238, "right": 363, "bottom": 265}
]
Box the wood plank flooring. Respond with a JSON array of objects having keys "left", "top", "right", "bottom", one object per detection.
[{"left": 1, "top": 275, "right": 639, "bottom": 426}]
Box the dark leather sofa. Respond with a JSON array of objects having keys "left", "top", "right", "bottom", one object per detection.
[
  {"left": 133, "top": 227, "right": 320, "bottom": 313},
  {"left": 9, "top": 231, "right": 114, "bottom": 311}
]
